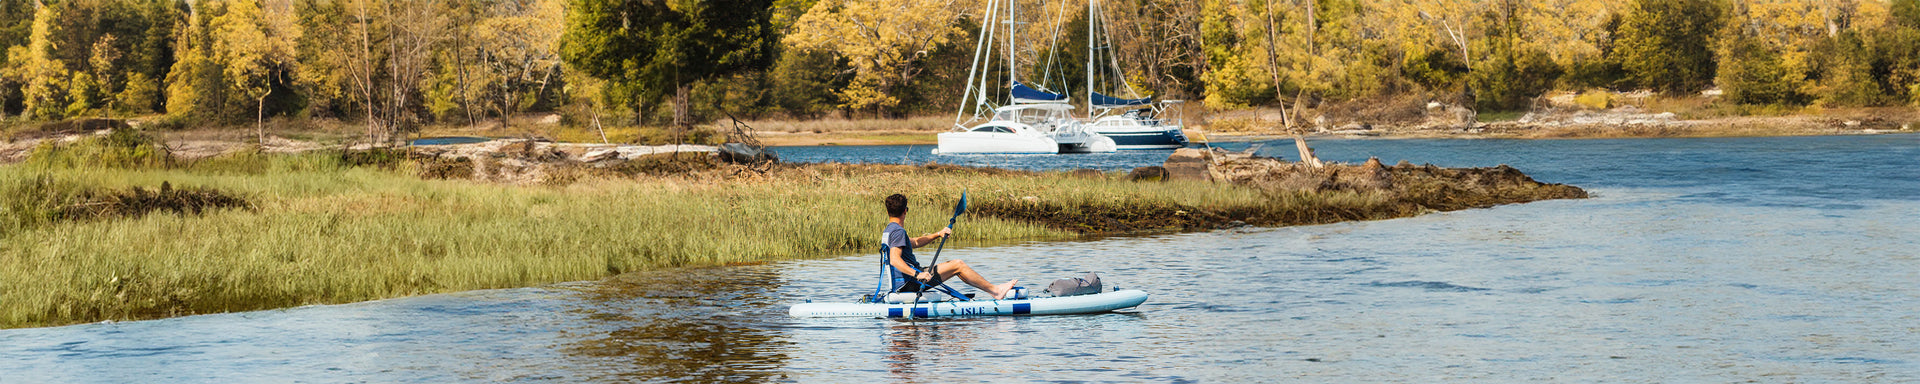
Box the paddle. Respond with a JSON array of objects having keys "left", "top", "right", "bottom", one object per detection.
[
  {"left": 926, "top": 190, "right": 967, "bottom": 273},
  {"left": 914, "top": 191, "right": 967, "bottom": 310}
]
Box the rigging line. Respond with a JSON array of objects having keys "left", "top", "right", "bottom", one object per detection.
[
  {"left": 1098, "top": 6, "right": 1142, "bottom": 99},
  {"left": 956, "top": 0, "right": 1000, "bottom": 128},
  {"left": 978, "top": 0, "right": 1002, "bottom": 119},
  {"left": 1039, "top": 0, "right": 1069, "bottom": 92}
]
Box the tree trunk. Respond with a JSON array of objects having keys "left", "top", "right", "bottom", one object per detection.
[
  {"left": 500, "top": 72, "right": 514, "bottom": 132},
  {"left": 358, "top": 0, "right": 377, "bottom": 147},
  {"left": 256, "top": 94, "right": 267, "bottom": 146},
  {"left": 1295, "top": 0, "right": 1321, "bottom": 167},
  {"left": 673, "top": 83, "right": 691, "bottom": 142},
  {"left": 1263, "top": 0, "right": 1282, "bottom": 106},
  {"left": 591, "top": 106, "right": 608, "bottom": 144}
]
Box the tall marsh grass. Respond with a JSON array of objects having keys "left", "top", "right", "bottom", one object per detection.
[
  {"left": 2, "top": 137, "right": 1425, "bottom": 328},
  {"left": 3, "top": 159, "right": 1127, "bottom": 327}
]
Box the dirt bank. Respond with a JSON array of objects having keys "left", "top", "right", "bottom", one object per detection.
[
  {"left": 974, "top": 149, "right": 1585, "bottom": 236},
  {"left": 1198, "top": 93, "right": 1919, "bottom": 140}
]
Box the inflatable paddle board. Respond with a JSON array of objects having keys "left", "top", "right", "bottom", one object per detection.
[{"left": 789, "top": 289, "right": 1148, "bottom": 318}]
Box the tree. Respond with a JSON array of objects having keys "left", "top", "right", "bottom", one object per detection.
[
  {"left": 1811, "top": 30, "right": 1882, "bottom": 107},
  {"left": 1470, "top": 0, "right": 1561, "bottom": 111},
  {"left": 88, "top": 34, "right": 123, "bottom": 116},
  {"left": 1880, "top": 0, "right": 1920, "bottom": 105},
  {"left": 1102, "top": 0, "right": 1205, "bottom": 99},
  {"left": 566, "top": 0, "right": 778, "bottom": 135},
  {"left": 20, "top": 2, "right": 71, "bottom": 120},
  {"left": 212, "top": 0, "right": 299, "bottom": 144},
  {"left": 769, "top": 48, "right": 849, "bottom": 119},
  {"left": 165, "top": 1, "right": 226, "bottom": 123},
  {"left": 1199, "top": 0, "right": 1273, "bottom": 108},
  {"left": 1614, "top": 0, "right": 1721, "bottom": 94},
  {"left": 1717, "top": 31, "right": 1799, "bottom": 105},
  {"left": 379, "top": 0, "right": 447, "bottom": 141},
  {"left": 783, "top": 0, "right": 962, "bottom": 116},
  {"left": 292, "top": 0, "right": 361, "bottom": 120},
  {"left": 475, "top": 0, "right": 564, "bottom": 130}
]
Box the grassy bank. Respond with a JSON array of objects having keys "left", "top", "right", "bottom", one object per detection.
[
  {"left": 0, "top": 143, "right": 1278, "bottom": 328},
  {"left": 1, "top": 131, "right": 1583, "bottom": 328}
]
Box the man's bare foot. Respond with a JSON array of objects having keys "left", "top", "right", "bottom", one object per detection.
[{"left": 990, "top": 279, "right": 1020, "bottom": 300}]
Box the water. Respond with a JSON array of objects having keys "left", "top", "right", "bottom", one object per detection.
[
  {"left": 775, "top": 144, "right": 1181, "bottom": 172},
  {"left": 409, "top": 136, "right": 493, "bottom": 146},
  {"left": 6, "top": 135, "right": 1918, "bottom": 382}
]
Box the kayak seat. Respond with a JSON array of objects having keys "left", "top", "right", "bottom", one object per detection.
[{"left": 872, "top": 242, "right": 971, "bottom": 304}]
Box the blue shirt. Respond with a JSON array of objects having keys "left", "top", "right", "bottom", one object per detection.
[{"left": 884, "top": 222, "right": 920, "bottom": 282}]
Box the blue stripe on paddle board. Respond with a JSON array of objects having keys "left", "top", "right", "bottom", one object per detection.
[
  {"left": 888, "top": 308, "right": 902, "bottom": 318},
  {"left": 1013, "top": 303, "right": 1031, "bottom": 315}
]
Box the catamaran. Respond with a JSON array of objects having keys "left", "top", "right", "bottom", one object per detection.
[
  {"left": 936, "top": 0, "right": 1115, "bottom": 155},
  {"left": 1080, "top": 0, "right": 1189, "bottom": 150}
]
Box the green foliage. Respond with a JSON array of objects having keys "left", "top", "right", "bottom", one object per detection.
[
  {"left": 769, "top": 48, "right": 849, "bottom": 119},
  {"left": 1401, "top": 48, "right": 1467, "bottom": 91},
  {"left": 1471, "top": 49, "right": 1561, "bottom": 111},
  {"left": 25, "top": 125, "right": 172, "bottom": 170},
  {"left": 1717, "top": 33, "right": 1802, "bottom": 106},
  {"left": 563, "top": 0, "right": 779, "bottom": 123},
  {"left": 64, "top": 71, "right": 98, "bottom": 116},
  {"left": 1615, "top": 0, "right": 1721, "bottom": 94},
  {"left": 1560, "top": 13, "right": 1626, "bottom": 90},
  {"left": 1470, "top": 4, "right": 1562, "bottom": 111},
  {"left": 1199, "top": 0, "right": 1272, "bottom": 108},
  {"left": 1810, "top": 31, "right": 1884, "bottom": 107},
  {"left": 1573, "top": 91, "right": 1611, "bottom": 109},
  {"left": 0, "top": 173, "right": 93, "bottom": 236},
  {"left": 20, "top": 3, "right": 69, "bottom": 120}
]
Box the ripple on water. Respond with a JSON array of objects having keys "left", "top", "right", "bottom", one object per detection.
[{"left": 4, "top": 136, "right": 1920, "bottom": 382}]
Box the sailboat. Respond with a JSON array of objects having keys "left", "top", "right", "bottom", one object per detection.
[
  {"left": 936, "top": 0, "right": 1116, "bottom": 155},
  {"left": 1080, "top": 0, "right": 1189, "bottom": 150}
]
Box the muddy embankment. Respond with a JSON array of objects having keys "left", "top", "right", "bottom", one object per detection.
[
  {"left": 972, "top": 148, "right": 1587, "bottom": 236},
  {"left": 407, "top": 141, "right": 1586, "bottom": 236}
]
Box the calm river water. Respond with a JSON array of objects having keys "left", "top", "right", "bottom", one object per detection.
[{"left": 4, "top": 135, "right": 1918, "bottom": 382}]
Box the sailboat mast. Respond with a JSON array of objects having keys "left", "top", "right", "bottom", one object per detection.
[
  {"left": 957, "top": 0, "right": 999, "bottom": 126},
  {"left": 1007, "top": 0, "right": 1017, "bottom": 92},
  {"left": 1086, "top": 0, "right": 1096, "bottom": 113}
]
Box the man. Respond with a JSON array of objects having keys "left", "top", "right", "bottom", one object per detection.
[{"left": 883, "top": 194, "right": 1019, "bottom": 300}]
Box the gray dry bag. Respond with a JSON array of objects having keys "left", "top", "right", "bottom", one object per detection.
[{"left": 1043, "top": 272, "right": 1103, "bottom": 297}]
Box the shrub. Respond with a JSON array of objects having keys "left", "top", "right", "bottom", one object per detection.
[
  {"left": 25, "top": 125, "right": 172, "bottom": 169},
  {"left": 1574, "top": 91, "right": 1612, "bottom": 109}
]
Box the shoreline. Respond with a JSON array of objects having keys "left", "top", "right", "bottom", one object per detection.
[
  {"left": 745, "top": 112, "right": 1916, "bottom": 147},
  {"left": 1, "top": 131, "right": 1582, "bottom": 328}
]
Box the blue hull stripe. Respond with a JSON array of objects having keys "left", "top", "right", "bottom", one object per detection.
[
  {"left": 1096, "top": 131, "right": 1186, "bottom": 148},
  {"left": 888, "top": 308, "right": 902, "bottom": 318},
  {"left": 1013, "top": 303, "right": 1031, "bottom": 315},
  {"left": 912, "top": 307, "right": 930, "bottom": 318}
]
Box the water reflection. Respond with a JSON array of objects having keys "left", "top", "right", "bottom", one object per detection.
[
  {"left": 880, "top": 319, "right": 995, "bottom": 381},
  {"left": 566, "top": 265, "right": 794, "bottom": 382}
]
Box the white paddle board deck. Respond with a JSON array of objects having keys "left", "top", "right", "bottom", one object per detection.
[{"left": 789, "top": 289, "right": 1148, "bottom": 318}]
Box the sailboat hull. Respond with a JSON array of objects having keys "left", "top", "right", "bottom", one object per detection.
[
  {"left": 935, "top": 131, "right": 1059, "bottom": 154},
  {"left": 1090, "top": 127, "right": 1186, "bottom": 149}
]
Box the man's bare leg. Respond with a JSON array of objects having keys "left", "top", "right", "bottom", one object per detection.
[{"left": 933, "top": 260, "right": 1020, "bottom": 299}]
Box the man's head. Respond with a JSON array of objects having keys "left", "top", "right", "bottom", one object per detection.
[{"left": 885, "top": 194, "right": 909, "bottom": 218}]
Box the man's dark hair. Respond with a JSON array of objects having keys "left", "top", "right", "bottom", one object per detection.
[{"left": 885, "top": 194, "right": 909, "bottom": 217}]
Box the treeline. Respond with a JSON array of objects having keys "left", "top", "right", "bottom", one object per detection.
[{"left": 2, "top": 0, "right": 1918, "bottom": 140}]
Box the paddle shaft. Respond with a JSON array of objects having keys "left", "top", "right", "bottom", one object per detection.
[
  {"left": 915, "top": 195, "right": 964, "bottom": 315},
  {"left": 918, "top": 218, "right": 955, "bottom": 287}
]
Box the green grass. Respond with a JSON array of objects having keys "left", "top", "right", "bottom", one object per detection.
[
  {"left": 4, "top": 129, "right": 1578, "bottom": 328},
  {"left": 1476, "top": 110, "right": 1527, "bottom": 123},
  {"left": 7, "top": 149, "right": 1316, "bottom": 328}
]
